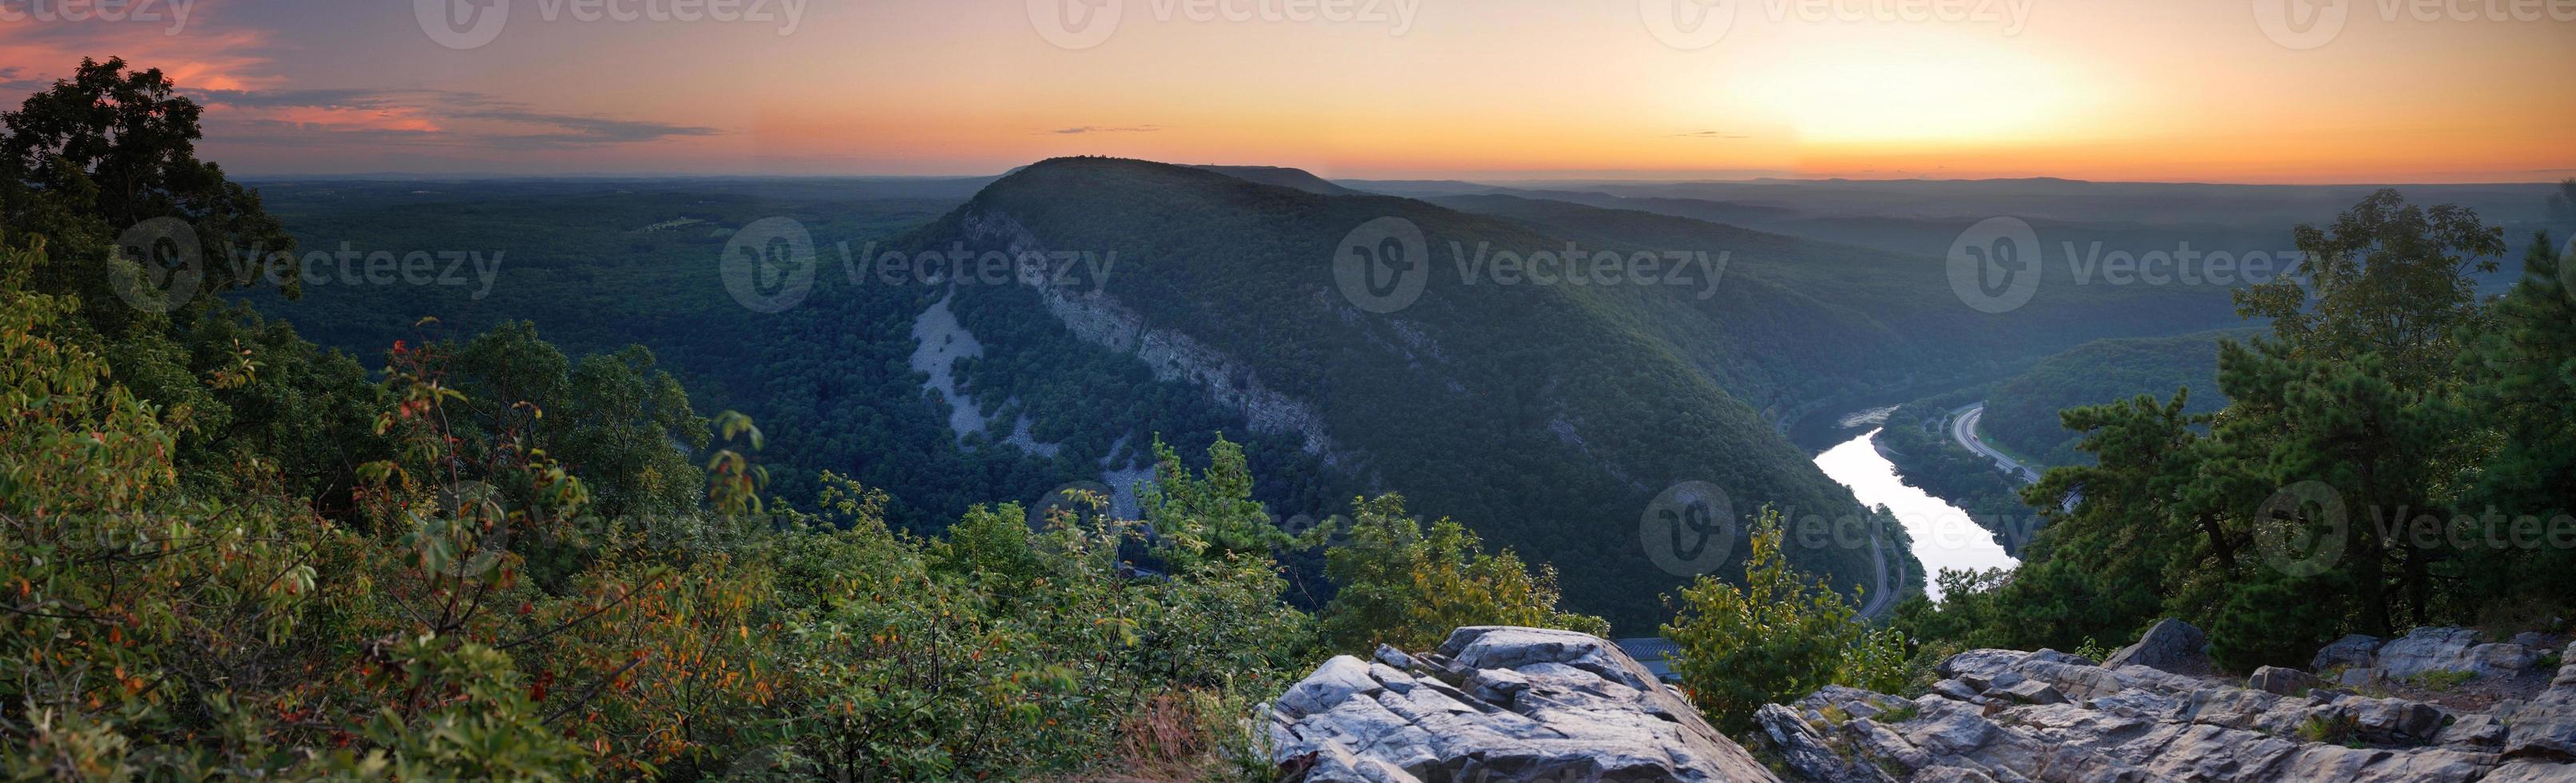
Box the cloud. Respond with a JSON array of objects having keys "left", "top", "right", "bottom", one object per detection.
[
  {"left": 190, "top": 87, "right": 721, "bottom": 149},
  {"left": 1045, "top": 125, "right": 1160, "bottom": 135},
  {"left": 0, "top": 66, "right": 42, "bottom": 94},
  {"left": 1669, "top": 130, "right": 1751, "bottom": 139},
  {"left": 454, "top": 109, "right": 723, "bottom": 147},
  {"left": 0, "top": 2, "right": 275, "bottom": 92},
  {"left": 0, "top": 6, "right": 715, "bottom": 153}
]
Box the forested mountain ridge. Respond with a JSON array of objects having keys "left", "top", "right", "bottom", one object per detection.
[
  {"left": 1425, "top": 194, "right": 2257, "bottom": 428},
  {"left": 903, "top": 157, "right": 1913, "bottom": 630},
  {"left": 1191, "top": 165, "right": 1363, "bottom": 196},
  {"left": 1981, "top": 328, "right": 2263, "bottom": 467},
  {"left": 0, "top": 61, "right": 1647, "bottom": 777}
]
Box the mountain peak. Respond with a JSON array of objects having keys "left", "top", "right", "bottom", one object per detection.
[{"left": 1190, "top": 165, "right": 1361, "bottom": 196}]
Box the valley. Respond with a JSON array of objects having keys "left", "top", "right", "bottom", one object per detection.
[
  {"left": 6, "top": 6, "right": 2570, "bottom": 777},
  {"left": 232, "top": 160, "right": 2563, "bottom": 634}
]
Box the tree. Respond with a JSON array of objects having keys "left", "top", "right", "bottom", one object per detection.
[
  {"left": 2234, "top": 188, "right": 2503, "bottom": 389},
  {"left": 0, "top": 57, "right": 295, "bottom": 336},
  {"left": 1908, "top": 189, "right": 2517, "bottom": 658},
  {"left": 1139, "top": 435, "right": 1287, "bottom": 566},
  {"left": 1310, "top": 494, "right": 1607, "bottom": 653},
  {"left": 1663, "top": 510, "right": 1906, "bottom": 733},
  {"left": 2454, "top": 231, "right": 2576, "bottom": 605}
]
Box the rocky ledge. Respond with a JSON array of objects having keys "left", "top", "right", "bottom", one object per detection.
[
  {"left": 1266, "top": 626, "right": 1779, "bottom": 782},
  {"left": 1762, "top": 622, "right": 2576, "bottom": 782}
]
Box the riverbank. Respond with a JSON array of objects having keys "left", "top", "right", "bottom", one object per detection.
[{"left": 1813, "top": 426, "right": 2017, "bottom": 601}]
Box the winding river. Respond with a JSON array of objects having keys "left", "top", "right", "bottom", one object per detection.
[{"left": 1810, "top": 420, "right": 2019, "bottom": 602}]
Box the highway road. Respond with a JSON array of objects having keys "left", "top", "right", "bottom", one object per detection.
[
  {"left": 1857, "top": 530, "right": 1899, "bottom": 618},
  {"left": 1952, "top": 403, "right": 2039, "bottom": 484}
]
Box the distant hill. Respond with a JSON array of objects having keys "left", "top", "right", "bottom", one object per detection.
[
  {"left": 1425, "top": 193, "right": 2257, "bottom": 427},
  {"left": 1193, "top": 165, "right": 1363, "bottom": 195},
  {"left": 241, "top": 159, "right": 2298, "bottom": 630},
  {"left": 1981, "top": 328, "right": 2264, "bottom": 467},
  {"left": 913, "top": 157, "right": 1918, "bottom": 630}
]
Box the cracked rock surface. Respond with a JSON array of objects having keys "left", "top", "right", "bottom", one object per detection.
[
  {"left": 1266, "top": 626, "right": 1779, "bottom": 782},
  {"left": 1761, "top": 626, "right": 2576, "bottom": 782}
]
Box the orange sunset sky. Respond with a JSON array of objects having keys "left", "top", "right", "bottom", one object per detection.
[{"left": 2, "top": 0, "right": 2569, "bottom": 182}]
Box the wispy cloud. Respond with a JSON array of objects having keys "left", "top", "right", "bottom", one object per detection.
[
  {"left": 0, "top": 66, "right": 42, "bottom": 94},
  {"left": 0, "top": 3, "right": 275, "bottom": 92},
  {"left": 1, "top": 6, "right": 715, "bottom": 153},
  {"left": 456, "top": 109, "right": 723, "bottom": 146},
  {"left": 1669, "top": 130, "right": 1750, "bottom": 139},
  {"left": 191, "top": 87, "right": 721, "bottom": 149},
  {"left": 1045, "top": 125, "right": 1160, "bottom": 135}
]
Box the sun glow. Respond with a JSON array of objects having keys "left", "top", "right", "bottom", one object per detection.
[{"left": 1730, "top": 39, "right": 2099, "bottom": 146}]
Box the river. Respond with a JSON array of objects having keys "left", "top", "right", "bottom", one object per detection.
[{"left": 1811, "top": 423, "right": 2019, "bottom": 602}]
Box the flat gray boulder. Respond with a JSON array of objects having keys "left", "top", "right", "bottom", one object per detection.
[
  {"left": 1268, "top": 626, "right": 1778, "bottom": 782},
  {"left": 2314, "top": 634, "right": 2386, "bottom": 671},
  {"left": 2249, "top": 666, "right": 2324, "bottom": 696},
  {"left": 2343, "top": 626, "right": 2548, "bottom": 681},
  {"left": 2102, "top": 618, "right": 2215, "bottom": 676},
  {"left": 1763, "top": 644, "right": 2573, "bottom": 782}
]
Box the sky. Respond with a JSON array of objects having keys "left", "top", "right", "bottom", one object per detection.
[{"left": 2, "top": 0, "right": 2570, "bottom": 183}]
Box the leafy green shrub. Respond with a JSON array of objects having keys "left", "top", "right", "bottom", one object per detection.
[
  {"left": 1307, "top": 495, "right": 1609, "bottom": 653},
  {"left": 2408, "top": 670, "right": 2476, "bottom": 692},
  {"left": 1664, "top": 511, "right": 1911, "bottom": 733}
]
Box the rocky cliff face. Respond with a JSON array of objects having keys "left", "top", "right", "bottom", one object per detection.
[
  {"left": 1266, "top": 623, "right": 2576, "bottom": 782},
  {"left": 1760, "top": 622, "right": 2576, "bottom": 782},
  {"left": 953, "top": 209, "right": 1343, "bottom": 461},
  {"left": 1266, "top": 626, "right": 1778, "bottom": 782}
]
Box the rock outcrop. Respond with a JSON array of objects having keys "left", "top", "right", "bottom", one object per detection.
[
  {"left": 1761, "top": 621, "right": 2576, "bottom": 782},
  {"left": 1266, "top": 626, "right": 1779, "bottom": 782},
  {"left": 2099, "top": 617, "right": 2214, "bottom": 676},
  {"left": 2360, "top": 626, "right": 2544, "bottom": 681}
]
